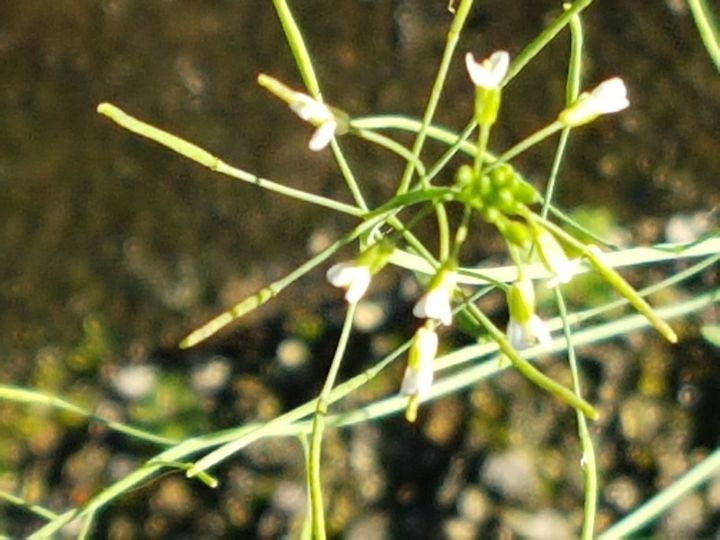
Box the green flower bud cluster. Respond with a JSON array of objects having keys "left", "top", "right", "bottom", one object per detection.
[{"left": 455, "top": 163, "right": 539, "bottom": 247}]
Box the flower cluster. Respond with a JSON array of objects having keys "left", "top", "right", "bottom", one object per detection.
[{"left": 320, "top": 47, "right": 673, "bottom": 423}]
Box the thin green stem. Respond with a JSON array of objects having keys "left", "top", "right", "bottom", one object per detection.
[
  {"left": 264, "top": 1, "right": 370, "bottom": 210},
  {"left": 308, "top": 303, "right": 357, "bottom": 539},
  {"left": 547, "top": 12, "right": 597, "bottom": 539},
  {"left": 352, "top": 128, "right": 427, "bottom": 178},
  {"left": 180, "top": 206, "right": 399, "bottom": 347},
  {"left": 0, "top": 386, "right": 176, "bottom": 446},
  {"left": 97, "top": 103, "right": 363, "bottom": 218},
  {"left": 436, "top": 202, "right": 451, "bottom": 261},
  {"left": 688, "top": 0, "right": 720, "bottom": 71},
  {"left": 598, "top": 447, "right": 720, "bottom": 539},
  {"left": 397, "top": 0, "right": 475, "bottom": 194},
  {"left": 473, "top": 123, "right": 491, "bottom": 176},
  {"left": 463, "top": 302, "right": 598, "bottom": 419},
  {"left": 271, "top": 0, "right": 321, "bottom": 96},
  {"left": 504, "top": 0, "right": 593, "bottom": 83},
  {"left": 489, "top": 121, "right": 563, "bottom": 169},
  {"left": 0, "top": 490, "right": 59, "bottom": 521},
  {"left": 451, "top": 204, "right": 473, "bottom": 261},
  {"left": 558, "top": 290, "right": 598, "bottom": 540}
]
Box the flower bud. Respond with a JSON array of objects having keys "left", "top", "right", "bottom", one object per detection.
[{"left": 558, "top": 77, "right": 630, "bottom": 127}]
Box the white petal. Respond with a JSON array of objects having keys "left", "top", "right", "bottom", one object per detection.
[
  {"left": 590, "top": 77, "right": 630, "bottom": 114},
  {"left": 290, "top": 94, "right": 333, "bottom": 123},
  {"left": 327, "top": 263, "right": 371, "bottom": 303},
  {"left": 308, "top": 120, "right": 336, "bottom": 151},
  {"left": 546, "top": 258, "right": 582, "bottom": 288},
  {"left": 529, "top": 315, "right": 552, "bottom": 346},
  {"left": 413, "top": 289, "right": 452, "bottom": 326},
  {"left": 507, "top": 319, "right": 528, "bottom": 349},
  {"left": 465, "top": 50, "right": 509, "bottom": 89},
  {"left": 401, "top": 327, "right": 438, "bottom": 398},
  {"left": 344, "top": 269, "right": 371, "bottom": 304},
  {"left": 326, "top": 262, "right": 357, "bottom": 287}
]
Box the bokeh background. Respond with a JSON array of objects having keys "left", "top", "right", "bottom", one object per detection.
[{"left": 1, "top": 0, "right": 718, "bottom": 538}]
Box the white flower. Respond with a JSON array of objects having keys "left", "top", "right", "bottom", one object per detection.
[
  {"left": 400, "top": 326, "right": 438, "bottom": 400},
  {"left": 326, "top": 262, "right": 371, "bottom": 304},
  {"left": 507, "top": 314, "right": 552, "bottom": 350},
  {"left": 559, "top": 77, "right": 630, "bottom": 127},
  {"left": 289, "top": 93, "right": 337, "bottom": 151},
  {"left": 535, "top": 230, "right": 581, "bottom": 287},
  {"left": 413, "top": 269, "right": 457, "bottom": 326},
  {"left": 465, "top": 50, "right": 510, "bottom": 89}
]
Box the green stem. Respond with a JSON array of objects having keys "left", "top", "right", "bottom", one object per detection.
[
  {"left": 550, "top": 11, "right": 598, "bottom": 540},
  {"left": 504, "top": 0, "right": 593, "bottom": 83},
  {"left": 180, "top": 206, "right": 399, "bottom": 347},
  {"left": 308, "top": 304, "right": 357, "bottom": 539},
  {"left": 464, "top": 302, "right": 598, "bottom": 419},
  {"left": 352, "top": 127, "right": 427, "bottom": 178},
  {"left": 397, "top": 0, "right": 475, "bottom": 194},
  {"left": 598, "top": 446, "right": 720, "bottom": 539},
  {"left": 489, "top": 121, "right": 563, "bottom": 169},
  {"left": 473, "top": 123, "right": 491, "bottom": 176},
  {"left": 0, "top": 386, "right": 176, "bottom": 446},
  {"left": 271, "top": 1, "right": 369, "bottom": 210},
  {"left": 96, "top": 103, "right": 363, "bottom": 217},
  {"left": 538, "top": 217, "right": 678, "bottom": 343},
  {"left": 28, "top": 289, "right": 716, "bottom": 538},
  {"left": 688, "top": 0, "right": 720, "bottom": 71},
  {"left": 0, "top": 490, "right": 59, "bottom": 521}
]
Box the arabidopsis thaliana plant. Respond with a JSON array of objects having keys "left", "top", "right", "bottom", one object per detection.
[
  {"left": 559, "top": 77, "right": 630, "bottom": 127},
  {"left": 326, "top": 262, "right": 371, "bottom": 304},
  {"left": 465, "top": 50, "right": 510, "bottom": 89},
  {"left": 413, "top": 269, "right": 457, "bottom": 326}
]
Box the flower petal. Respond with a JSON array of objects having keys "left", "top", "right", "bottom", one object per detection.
[
  {"left": 308, "top": 120, "right": 336, "bottom": 151},
  {"left": 465, "top": 50, "right": 510, "bottom": 89}
]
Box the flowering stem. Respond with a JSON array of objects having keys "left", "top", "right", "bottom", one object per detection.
[
  {"left": 396, "top": 0, "right": 475, "bottom": 194},
  {"left": 271, "top": 0, "right": 368, "bottom": 211},
  {"left": 309, "top": 303, "right": 357, "bottom": 539}
]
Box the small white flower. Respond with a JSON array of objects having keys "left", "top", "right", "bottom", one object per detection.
[
  {"left": 289, "top": 93, "right": 337, "bottom": 151},
  {"left": 465, "top": 50, "right": 510, "bottom": 89},
  {"left": 326, "top": 262, "right": 371, "bottom": 304},
  {"left": 400, "top": 326, "right": 438, "bottom": 400},
  {"left": 559, "top": 77, "right": 630, "bottom": 126},
  {"left": 535, "top": 230, "right": 581, "bottom": 287},
  {"left": 507, "top": 314, "right": 552, "bottom": 350},
  {"left": 413, "top": 270, "right": 457, "bottom": 326}
]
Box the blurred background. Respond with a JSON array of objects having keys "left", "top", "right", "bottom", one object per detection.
[{"left": 0, "top": 0, "right": 718, "bottom": 538}]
